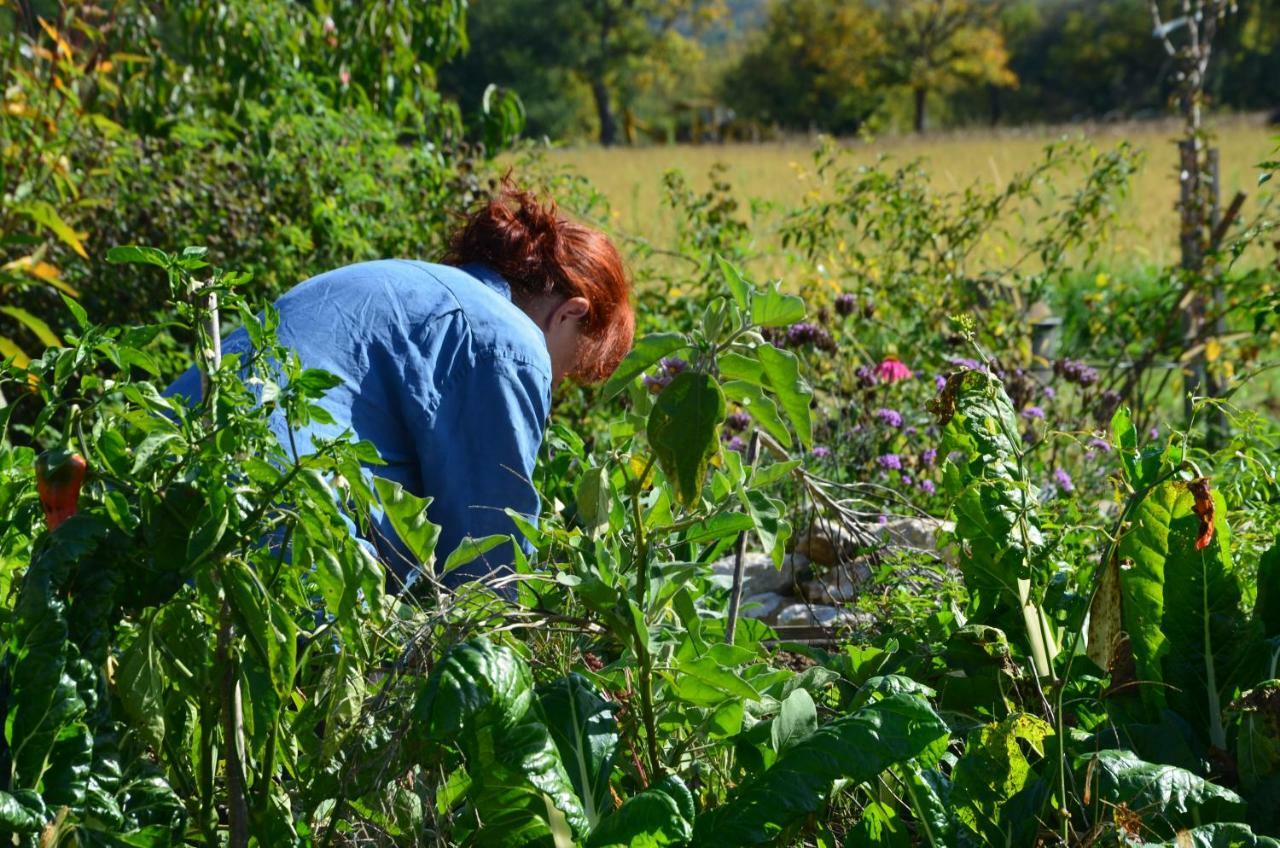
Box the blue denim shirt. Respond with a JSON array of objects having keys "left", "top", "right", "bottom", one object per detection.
[{"left": 166, "top": 260, "right": 552, "bottom": 591}]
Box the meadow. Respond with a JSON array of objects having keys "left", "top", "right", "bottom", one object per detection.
[{"left": 549, "top": 116, "right": 1277, "bottom": 269}]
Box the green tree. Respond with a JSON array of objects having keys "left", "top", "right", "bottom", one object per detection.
[
  {"left": 443, "top": 0, "right": 722, "bottom": 146},
  {"left": 720, "top": 0, "right": 887, "bottom": 136},
  {"left": 878, "top": 0, "right": 1016, "bottom": 133}
]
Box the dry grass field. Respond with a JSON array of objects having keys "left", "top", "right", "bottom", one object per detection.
[{"left": 545, "top": 116, "right": 1277, "bottom": 268}]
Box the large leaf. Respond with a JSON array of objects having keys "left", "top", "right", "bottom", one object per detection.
[
  {"left": 646, "top": 372, "right": 725, "bottom": 508},
  {"left": 414, "top": 639, "right": 589, "bottom": 840},
  {"left": 937, "top": 369, "right": 1045, "bottom": 613},
  {"left": 770, "top": 688, "right": 817, "bottom": 756},
  {"left": 950, "top": 713, "right": 1052, "bottom": 842},
  {"left": 1107, "top": 480, "right": 1246, "bottom": 741},
  {"left": 719, "top": 379, "right": 791, "bottom": 449},
  {"left": 601, "top": 333, "right": 689, "bottom": 402},
  {"left": 373, "top": 476, "right": 441, "bottom": 566},
  {"left": 754, "top": 345, "right": 812, "bottom": 449},
  {"left": 586, "top": 775, "right": 695, "bottom": 848},
  {"left": 690, "top": 693, "right": 949, "bottom": 846},
  {"left": 749, "top": 283, "right": 805, "bottom": 328},
  {"left": 1079, "top": 749, "right": 1245, "bottom": 837},
  {"left": 536, "top": 674, "right": 620, "bottom": 828},
  {"left": 1255, "top": 537, "right": 1280, "bottom": 639},
  {"left": 1137, "top": 823, "right": 1280, "bottom": 847}
]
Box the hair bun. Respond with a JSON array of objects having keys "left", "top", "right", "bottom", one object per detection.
[{"left": 443, "top": 176, "right": 635, "bottom": 382}]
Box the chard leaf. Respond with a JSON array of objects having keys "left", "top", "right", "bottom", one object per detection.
[{"left": 690, "top": 693, "right": 949, "bottom": 846}]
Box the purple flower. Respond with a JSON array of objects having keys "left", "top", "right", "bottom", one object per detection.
[
  {"left": 1087, "top": 437, "right": 1111, "bottom": 453},
  {"left": 786, "top": 322, "right": 837, "bottom": 351},
  {"left": 877, "top": 514, "right": 889, "bottom": 525},
  {"left": 904, "top": 426, "right": 918, "bottom": 437},
  {"left": 643, "top": 373, "right": 671, "bottom": 394},
  {"left": 875, "top": 357, "right": 912, "bottom": 383},
  {"left": 1021, "top": 406, "right": 1045, "bottom": 420},
  {"left": 919, "top": 479, "right": 937, "bottom": 495},
  {"left": 946, "top": 450, "right": 966, "bottom": 464},
  {"left": 900, "top": 475, "right": 913, "bottom": 486},
  {"left": 948, "top": 356, "right": 984, "bottom": 372},
  {"left": 812, "top": 446, "right": 831, "bottom": 459},
  {"left": 855, "top": 365, "right": 878, "bottom": 388},
  {"left": 935, "top": 374, "right": 948, "bottom": 392},
  {"left": 661, "top": 356, "right": 687, "bottom": 375},
  {"left": 874, "top": 408, "right": 903, "bottom": 428},
  {"left": 725, "top": 411, "right": 750, "bottom": 432},
  {"left": 725, "top": 436, "right": 746, "bottom": 453},
  {"left": 877, "top": 453, "right": 902, "bottom": 470},
  {"left": 1149, "top": 426, "right": 1160, "bottom": 440},
  {"left": 1042, "top": 386, "right": 1057, "bottom": 400},
  {"left": 835, "top": 293, "right": 857, "bottom": 316},
  {"left": 1055, "top": 358, "right": 1099, "bottom": 387},
  {"left": 921, "top": 448, "right": 938, "bottom": 467},
  {"left": 1053, "top": 468, "right": 1074, "bottom": 493}
]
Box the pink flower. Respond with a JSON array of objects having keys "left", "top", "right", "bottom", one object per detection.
[
  {"left": 875, "top": 357, "right": 912, "bottom": 383},
  {"left": 323, "top": 16, "right": 336, "bottom": 34},
  {"left": 339, "top": 68, "right": 351, "bottom": 87}
]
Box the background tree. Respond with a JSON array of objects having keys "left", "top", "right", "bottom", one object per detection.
[
  {"left": 878, "top": 0, "right": 1017, "bottom": 133},
  {"left": 720, "top": 0, "right": 886, "bottom": 136}
]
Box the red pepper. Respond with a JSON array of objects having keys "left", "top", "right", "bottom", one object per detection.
[{"left": 35, "top": 449, "right": 87, "bottom": 531}]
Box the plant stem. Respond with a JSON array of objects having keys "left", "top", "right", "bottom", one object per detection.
[
  {"left": 725, "top": 430, "right": 760, "bottom": 644},
  {"left": 217, "top": 593, "right": 250, "bottom": 847}
]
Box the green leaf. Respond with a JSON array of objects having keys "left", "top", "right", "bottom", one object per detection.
[
  {"left": 223, "top": 561, "right": 296, "bottom": 702},
  {"left": 938, "top": 370, "right": 1045, "bottom": 618},
  {"left": 1255, "top": 538, "right": 1280, "bottom": 638},
  {"left": 116, "top": 617, "right": 166, "bottom": 751},
  {"left": 0, "top": 790, "right": 44, "bottom": 832},
  {"left": 105, "top": 245, "right": 170, "bottom": 268},
  {"left": 691, "top": 693, "right": 949, "bottom": 846},
  {"left": 718, "top": 351, "right": 766, "bottom": 385},
  {"left": 950, "top": 713, "right": 1052, "bottom": 841},
  {"left": 1111, "top": 406, "right": 1140, "bottom": 486},
  {"left": 845, "top": 800, "right": 911, "bottom": 848},
  {"left": 601, "top": 333, "right": 689, "bottom": 402},
  {"left": 536, "top": 674, "right": 619, "bottom": 828},
  {"left": 749, "top": 282, "right": 805, "bottom": 328},
  {"left": 414, "top": 639, "right": 589, "bottom": 839},
  {"left": 443, "top": 535, "right": 510, "bottom": 574},
  {"left": 1137, "top": 823, "right": 1280, "bottom": 848},
  {"left": 586, "top": 775, "right": 695, "bottom": 848},
  {"left": 0, "top": 306, "right": 59, "bottom": 347},
  {"left": 770, "top": 688, "right": 817, "bottom": 756},
  {"left": 1112, "top": 480, "right": 1245, "bottom": 741},
  {"left": 576, "top": 466, "right": 612, "bottom": 539},
  {"left": 755, "top": 345, "right": 812, "bottom": 449},
  {"left": 1080, "top": 750, "right": 1245, "bottom": 837},
  {"left": 720, "top": 380, "right": 791, "bottom": 449},
  {"left": 740, "top": 488, "right": 790, "bottom": 568},
  {"left": 60, "top": 294, "right": 89, "bottom": 332},
  {"left": 715, "top": 254, "right": 751, "bottom": 312},
  {"left": 374, "top": 476, "right": 441, "bottom": 566},
  {"left": 669, "top": 656, "right": 760, "bottom": 708},
  {"left": 646, "top": 372, "right": 726, "bottom": 508}
]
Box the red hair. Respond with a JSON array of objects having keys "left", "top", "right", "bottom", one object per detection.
[{"left": 442, "top": 180, "right": 634, "bottom": 383}]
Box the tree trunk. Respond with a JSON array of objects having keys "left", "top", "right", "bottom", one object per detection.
[
  {"left": 913, "top": 87, "right": 927, "bottom": 134},
  {"left": 592, "top": 77, "right": 617, "bottom": 146}
]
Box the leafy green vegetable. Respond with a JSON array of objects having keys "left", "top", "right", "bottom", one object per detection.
[
  {"left": 691, "top": 693, "right": 949, "bottom": 845},
  {"left": 647, "top": 372, "right": 726, "bottom": 508}
]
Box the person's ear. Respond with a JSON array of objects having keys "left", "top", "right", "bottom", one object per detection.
[{"left": 552, "top": 296, "right": 590, "bottom": 328}]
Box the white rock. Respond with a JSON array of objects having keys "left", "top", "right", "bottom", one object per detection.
[
  {"left": 712, "top": 551, "right": 810, "bottom": 597},
  {"left": 739, "top": 591, "right": 788, "bottom": 623},
  {"left": 776, "top": 603, "right": 867, "bottom": 628},
  {"left": 875, "top": 517, "right": 955, "bottom": 556},
  {"left": 800, "top": 560, "right": 872, "bottom": 604}
]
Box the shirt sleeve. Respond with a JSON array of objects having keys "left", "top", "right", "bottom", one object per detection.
[{"left": 399, "top": 343, "right": 551, "bottom": 594}]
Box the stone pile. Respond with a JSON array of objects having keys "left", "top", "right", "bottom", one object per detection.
[{"left": 712, "top": 516, "right": 954, "bottom": 629}]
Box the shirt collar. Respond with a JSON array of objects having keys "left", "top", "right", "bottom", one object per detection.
[{"left": 459, "top": 262, "right": 513, "bottom": 301}]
